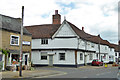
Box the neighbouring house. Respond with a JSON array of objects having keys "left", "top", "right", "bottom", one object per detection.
[
  {"left": 0, "top": 14, "right": 32, "bottom": 70},
  {"left": 111, "top": 43, "right": 120, "bottom": 63},
  {"left": 25, "top": 10, "right": 116, "bottom": 67}
]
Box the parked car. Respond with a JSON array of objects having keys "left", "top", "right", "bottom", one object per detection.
[{"left": 92, "top": 59, "right": 103, "bottom": 66}]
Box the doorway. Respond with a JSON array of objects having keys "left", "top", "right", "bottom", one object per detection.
[
  {"left": 49, "top": 55, "right": 53, "bottom": 66},
  {"left": 25, "top": 55, "right": 28, "bottom": 65},
  {"left": 84, "top": 55, "right": 87, "bottom": 66}
]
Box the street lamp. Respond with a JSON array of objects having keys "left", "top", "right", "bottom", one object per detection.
[{"left": 98, "top": 34, "right": 101, "bottom": 61}]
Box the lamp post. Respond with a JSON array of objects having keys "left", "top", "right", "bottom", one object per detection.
[
  {"left": 84, "top": 40, "right": 87, "bottom": 66},
  {"left": 98, "top": 34, "right": 101, "bottom": 61},
  {"left": 19, "top": 6, "right": 24, "bottom": 77}
]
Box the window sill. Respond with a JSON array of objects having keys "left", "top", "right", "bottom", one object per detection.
[
  {"left": 10, "top": 44, "right": 19, "bottom": 46},
  {"left": 41, "top": 44, "right": 48, "bottom": 45},
  {"left": 59, "top": 60, "right": 65, "bottom": 61},
  {"left": 80, "top": 60, "right": 83, "bottom": 61},
  {"left": 41, "top": 59, "right": 47, "bottom": 61}
]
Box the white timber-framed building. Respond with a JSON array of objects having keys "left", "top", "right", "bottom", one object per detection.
[{"left": 26, "top": 10, "right": 118, "bottom": 67}]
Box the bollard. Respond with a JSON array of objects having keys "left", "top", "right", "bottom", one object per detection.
[{"left": 104, "top": 63, "right": 108, "bottom": 68}]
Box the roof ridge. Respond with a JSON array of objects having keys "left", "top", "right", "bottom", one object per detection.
[
  {"left": 0, "top": 14, "right": 21, "bottom": 20},
  {"left": 25, "top": 24, "right": 61, "bottom": 27}
]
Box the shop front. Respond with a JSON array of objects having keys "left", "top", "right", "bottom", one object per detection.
[{"left": 6, "top": 50, "right": 30, "bottom": 71}]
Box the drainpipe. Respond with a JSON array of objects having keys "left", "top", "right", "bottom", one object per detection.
[
  {"left": 75, "top": 38, "right": 79, "bottom": 68},
  {"left": 75, "top": 50, "right": 78, "bottom": 68}
]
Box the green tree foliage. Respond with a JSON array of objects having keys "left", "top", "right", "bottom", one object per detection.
[
  {"left": 0, "top": 48, "right": 9, "bottom": 56},
  {"left": 0, "top": 48, "right": 9, "bottom": 71}
]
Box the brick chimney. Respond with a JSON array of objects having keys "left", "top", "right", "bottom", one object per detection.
[{"left": 52, "top": 10, "right": 61, "bottom": 24}]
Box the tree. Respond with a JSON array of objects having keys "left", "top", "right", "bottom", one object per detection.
[
  {"left": 0, "top": 48, "right": 10, "bottom": 70},
  {"left": 0, "top": 48, "right": 9, "bottom": 56}
]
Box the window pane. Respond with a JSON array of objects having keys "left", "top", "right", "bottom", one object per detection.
[
  {"left": 41, "top": 52, "right": 47, "bottom": 60},
  {"left": 11, "top": 36, "right": 19, "bottom": 45},
  {"left": 41, "top": 39, "right": 48, "bottom": 44},
  {"left": 89, "top": 54, "right": 92, "bottom": 60},
  {"left": 59, "top": 53, "right": 65, "bottom": 60},
  {"left": 41, "top": 56, "right": 47, "bottom": 60},
  {"left": 80, "top": 53, "right": 83, "bottom": 60}
]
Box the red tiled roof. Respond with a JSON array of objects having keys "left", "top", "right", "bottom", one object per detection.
[
  {"left": 67, "top": 21, "right": 114, "bottom": 46},
  {"left": 111, "top": 44, "right": 120, "bottom": 52},
  {"left": 25, "top": 20, "right": 118, "bottom": 48},
  {"left": 25, "top": 24, "right": 61, "bottom": 39}
]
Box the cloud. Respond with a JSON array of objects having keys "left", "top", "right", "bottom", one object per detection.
[
  {"left": 57, "top": 0, "right": 118, "bottom": 43},
  {"left": 0, "top": 0, "right": 119, "bottom": 44}
]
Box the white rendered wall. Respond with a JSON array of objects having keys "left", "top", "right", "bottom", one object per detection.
[
  {"left": 56, "top": 23, "right": 77, "bottom": 37},
  {"left": 31, "top": 51, "right": 48, "bottom": 65},
  {"left": 32, "top": 50, "right": 75, "bottom": 65},
  {"left": 53, "top": 50, "right": 75, "bottom": 65},
  {"left": 32, "top": 38, "right": 78, "bottom": 49},
  {"left": 77, "top": 51, "right": 84, "bottom": 64}
]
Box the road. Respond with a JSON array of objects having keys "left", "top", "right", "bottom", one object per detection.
[{"left": 34, "top": 66, "right": 118, "bottom": 78}]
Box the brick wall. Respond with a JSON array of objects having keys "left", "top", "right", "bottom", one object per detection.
[{"left": 1, "top": 29, "right": 31, "bottom": 53}]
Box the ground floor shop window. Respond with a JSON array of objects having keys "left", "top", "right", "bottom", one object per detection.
[
  {"left": 9, "top": 54, "right": 19, "bottom": 64},
  {"left": 11, "top": 54, "right": 19, "bottom": 64},
  {"left": 12, "top": 54, "right": 19, "bottom": 62},
  {"left": 59, "top": 53, "right": 65, "bottom": 60}
]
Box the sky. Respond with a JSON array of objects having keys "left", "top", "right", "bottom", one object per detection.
[{"left": 0, "top": 0, "right": 119, "bottom": 44}]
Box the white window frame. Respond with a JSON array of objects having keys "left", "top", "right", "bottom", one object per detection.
[
  {"left": 41, "top": 39, "right": 48, "bottom": 45},
  {"left": 40, "top": 52, "right": 48, "bottom": 60},
  {"left": 10, "top": 35, "right": 19, "bottom": 46},
  {"left": 91, "top": 43, "right": 94, "bottom": 48},
  {"left": 59, "top": 53, "right": 65, "bottom": 60},
  {"left": 105, "top": 46, "right": 107, "bottom": 50},
  {"left": 89, "top": 54, "right": 93, "bottom": 60},
  {"left": 80, "top": 53, "right": 83, "bottom": 60}
]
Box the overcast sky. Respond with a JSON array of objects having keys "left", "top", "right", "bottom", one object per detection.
[{"left": 0, "top": 0, "right": 119, "bottom": 44}]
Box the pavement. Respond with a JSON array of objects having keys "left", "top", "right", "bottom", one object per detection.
[{"left": 1, "top": 69, "right": 66, "bottom": 78}]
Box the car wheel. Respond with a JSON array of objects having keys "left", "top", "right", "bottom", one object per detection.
[{"left": 101, "top": 63, "right": 103, "bottom": 66}]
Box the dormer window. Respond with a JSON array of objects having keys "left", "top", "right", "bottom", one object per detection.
[{"left": 41, "top": 39, "right": 48, "bottom": 44}]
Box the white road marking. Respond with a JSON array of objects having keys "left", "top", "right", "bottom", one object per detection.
[
  {"left": 34, "top": 72, "right": 67, "bottom": 78},
  {"left": 96, "top": 71, "right": 111, "bottom": 76},
  {"left": 83, "top": 76, "right": 88, "bottom": 78}
]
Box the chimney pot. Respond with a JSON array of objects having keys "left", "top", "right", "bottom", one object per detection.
[
  {"left": 82, "top": 27, "right": 84, "bottom": 31},
  {"left": 55, "top": 10, "right": 58, "bottom": 15}
]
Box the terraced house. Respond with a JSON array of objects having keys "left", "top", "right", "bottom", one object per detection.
[
  {"left": 26, "top": 10, "right": 117, "bottom": 67},
  {"left": 0, "top": 14, "right": 32, "bottom": 70}
]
